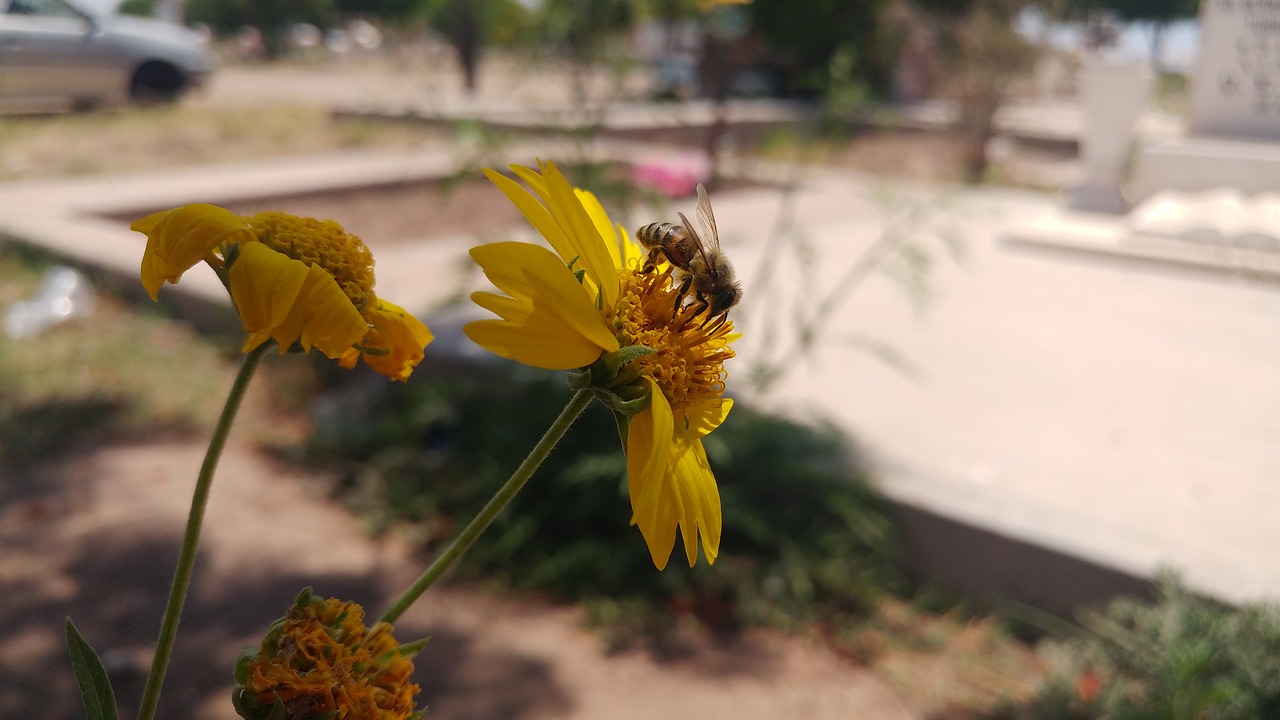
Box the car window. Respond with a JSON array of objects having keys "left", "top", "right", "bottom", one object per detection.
[{"left": 7, "top": 0, "right": 83, "bottom": 18}]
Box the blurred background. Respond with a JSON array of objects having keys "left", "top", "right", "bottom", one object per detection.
[{"left": 7, "top": 0, "right": 1280, "bottom": 718}]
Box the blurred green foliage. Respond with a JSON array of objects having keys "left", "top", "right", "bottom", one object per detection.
[
  {"left": 984, "top": 573, "right": 1280, "bottom": 720},
  {"left": 414, "top": 0, "right": 535, "bottom": 49},
  {"left": 304, "top": 360, "right": 902, "bottom": 634},
  {"left": 117, "top": 0, "right": 155, "bottom": 17},
  {"left": 186, "top": 0, "right": 338, "bottom": 54},
  {"left": 748, "top": 0, "right": 893, "bottom": 97},
  {"left": 1063, "top": 0, "right": 1198, "bottom": 24}
]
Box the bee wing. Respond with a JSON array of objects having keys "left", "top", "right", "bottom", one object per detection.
[
  {"left": 678, "top": 210, "right": 715, "bottom": 271},
  {"left": 694, "top": 183, "right": 721, "bottom": 251}
]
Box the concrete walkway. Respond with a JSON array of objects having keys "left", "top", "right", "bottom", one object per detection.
[{"left": 2, "top": 143, "right": 1277, "bottom": 610}]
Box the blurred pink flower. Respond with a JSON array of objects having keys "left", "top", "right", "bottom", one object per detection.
[{"left": 631, "top": 156, "right": 710, "bottom": 198}]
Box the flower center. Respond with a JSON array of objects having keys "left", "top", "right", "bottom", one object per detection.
[
  {"left": 609, "top": 266, "right": 735, "bottom": 415},
  {"left": 241, "top": 597, "right": 419, "bottom": 720},
  {"left": 248, "top": 212, "right": 376, "bottom": 309}
]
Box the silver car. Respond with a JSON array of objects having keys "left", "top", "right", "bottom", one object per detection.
[{"left": 0, "top": 0, "right": 213, "bottom": 111}]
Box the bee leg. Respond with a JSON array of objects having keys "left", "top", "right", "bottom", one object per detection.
[
  {"left": 699, "top": 311, "right": 728, "bottom": 333},
  {"left": 684, "top": 292, "right": 710, "bottom": 325},
  {"left": 672, "top": 273, "right": 695, "bottom": 318}
]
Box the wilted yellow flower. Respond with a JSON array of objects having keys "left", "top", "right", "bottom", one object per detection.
[
  {"left": 233, "top": 590, "right": 423, "bottom": 720},
  {"left": 466, "top": 161, "right": 736, "bottom": 570},
  {"left": 132, "top": 205, "right": 432, "bottom": 381}
]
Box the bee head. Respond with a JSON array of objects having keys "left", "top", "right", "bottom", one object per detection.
[{"left": 708, "top": 282, "right": 743, "bottom": 317}]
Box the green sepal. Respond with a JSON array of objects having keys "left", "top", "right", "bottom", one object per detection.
[
  {"left": 566, "top": 366, "right": 591, "bottom": 391},
  {"left": 397, "top": 636, "right": 431, "bottom": 659},
  {"left": 233, "top": 692, "right": 288, "bottom": 720},
  {"left": 589, "top": 384, "right": 651, "bottom": 417},
  {"left": 65, "top": 619, "right": 120, "bottom": 720},
  {"left": 292, "top": 586, "right": 312, "bottom": 605},
  {"left": 231, "top": 686, "right": 256, "bottom": 719},
  {"left": 565, "top": 345, "right": 654, "bottom": 392},
  {"left": 607, "top": 345, "right": 656, "bottom": 372},
  {"left": 565, "top": 254, "right": 584, "bottom": 285},
  {"left": 266, "top": 696, "right": 289, "bottom": 720},
  {"left": 612, "top": 410, "right": 630, "bottom": 449},
  {"left": 233, "top": 645, "right": 259, "bottom": 684}
]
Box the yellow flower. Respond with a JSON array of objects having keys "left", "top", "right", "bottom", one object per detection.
[
  {"left": 466, "top": 161, "right": 736, "bottom": 570},
  {"left": 233, "top": 590, "right": 423, "bottom": 720},
  {"left": 132, "top": 205, "right": 433, "bottom": 381}
]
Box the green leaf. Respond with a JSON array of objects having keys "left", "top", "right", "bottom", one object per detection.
[{"left": 65, "top": 619, "right": 120, "bottom": 720}]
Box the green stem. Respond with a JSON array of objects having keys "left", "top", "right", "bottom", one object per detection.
[
  {"left": 379, "top": 388, "right": 593, "bottom": 624},
  {"left": 136, "top": 343, "right": 268, "bottom": 720}
]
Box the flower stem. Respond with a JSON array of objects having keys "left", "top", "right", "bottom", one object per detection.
[
  {"left": 379, "top": 388, "right": 593, "bottom": 624},
  {"left": 136, "top": 343, "right": 268, "bottom": 720}
]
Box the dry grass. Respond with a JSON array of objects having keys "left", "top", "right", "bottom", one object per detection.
[
  {"left": 0, "top": 103, "right": 444, "bottom": 181},
  {"left": 0, "top": 245, "right": 240, "bottom": 464}
]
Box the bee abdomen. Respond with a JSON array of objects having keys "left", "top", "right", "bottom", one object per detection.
[{"left": 637, "top": 222, "right": 684, "bottom": 246}]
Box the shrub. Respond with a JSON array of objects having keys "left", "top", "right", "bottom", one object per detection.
[
  {"left": 987, "top": 572, "right": 1280, "bottom": 720},
  {"left": 304, "top": 359, "right": 902, "bottom": 633}
]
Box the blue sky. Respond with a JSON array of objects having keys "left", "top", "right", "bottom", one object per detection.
[{"left": 1016, "top": 8, "right": 1201, "bottom": 71}]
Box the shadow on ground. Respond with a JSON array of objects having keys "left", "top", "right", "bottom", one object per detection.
[{"left": 0, "top": 448, "right": 574, "bottom": 720}]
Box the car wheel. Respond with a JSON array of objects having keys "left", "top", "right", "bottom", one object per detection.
[{"left": 130, "top": 61, "right": 186, "bottom": 106}]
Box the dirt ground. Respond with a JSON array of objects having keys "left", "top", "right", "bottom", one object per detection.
[{"left": 0, "top": 436, "right": 1039, "bottom": 720}]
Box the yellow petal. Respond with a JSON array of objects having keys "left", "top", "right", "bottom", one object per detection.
[
  {"left": 627, "top": 380, "right": 677, "bottom": 570},
  {"left": 132, "top": 204, "right": 254, "bottom": 300},
  {"left": 482, "top": 168, "right": 577, "bottom": 264},
  {"left": 276, "top": 264, "right": 369, "bottom": 358},
  {"left": 617, "top": 222, "right": 644, "bottom": 268},
  {"left": 626, "top": 383, "right": 724, "bottom": 569},
  {"left": 575, "top": 187, "right": 626, "bottom": 270},
  {"left": 469, "top": 242, "right": 618, "bottom": 356},
  {"left": 229, "top": 242, "right": 311, "bottom": 354},
  {"left": 464, "top": 316, "right": 605, "bottom": 370},
  {"left": 539, "top": 162, "right": 620, "bottom": 308},
  {"left": 685, "top": 397, "right": 733, "bottom": 440},
  {"left": 670, "top": 432, "right": 722, "bottom": 566},
  {"left": 509, "top": 163, "right": 551, "bottom": 198},
  {"left": 344, "top": 298, "right": 435, "bottom": 381},
  {"left": 491, "top": 164, "right": 608, "bottom": 304}
]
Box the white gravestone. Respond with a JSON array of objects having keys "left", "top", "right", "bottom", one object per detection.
[
  {"left": 1190, "top": 0, "right": 1280, "bottom": 140},
  {"left": 1132, "top": 0, "right": 1280, "bottom": 200},
  {"left": 1070, "top": 61, "right": 1155, "bottom": 213}
]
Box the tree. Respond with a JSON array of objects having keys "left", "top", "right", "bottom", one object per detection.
[
  {"left": 1065, "top": 0, "right": 1200, "bottom": 67},
  {"left": 416, "top": 0, "right": 534, "bottom": 95},
  {"left": 747, "top": 0, "right": 894, "bottom": 97},
  {"left": 185, "top": 0, "right": 337, "bottom": 56},
  {"left": 909, "top": 0, "right": 1039, "bottom": 183}
]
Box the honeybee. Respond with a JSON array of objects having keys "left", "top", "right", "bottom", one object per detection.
[{"left": 636, "top": 183, "right": 742, "bottom": 326}]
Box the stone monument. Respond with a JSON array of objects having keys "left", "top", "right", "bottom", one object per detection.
[
  {"left": 1070, "top": 61, "right": 1155, "bottom": 213},
  {"left": 1007, "top": 1, "right": 1280, "bottom": 278},
  {"left": 1132, "top": 0, "right": 1280, "bottom": 199}
]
